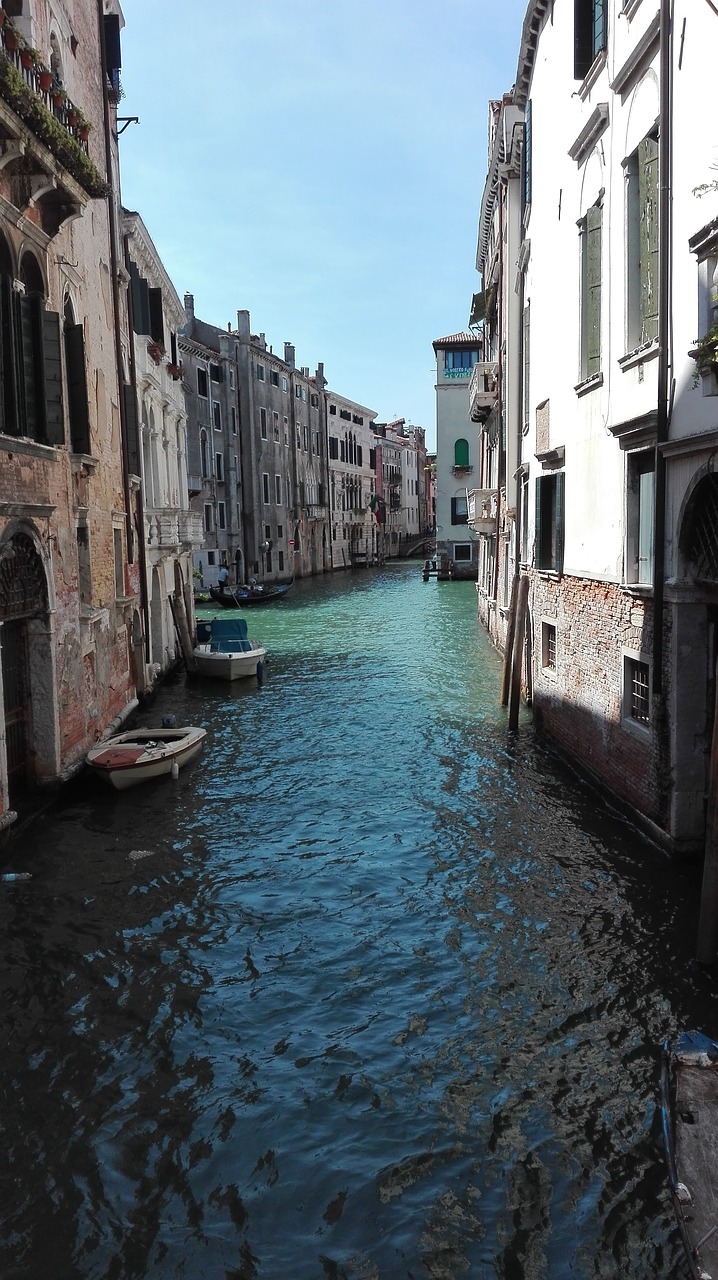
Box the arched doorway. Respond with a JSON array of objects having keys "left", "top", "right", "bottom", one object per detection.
[
  {"left": 0, "top": 532, "right": 50, "bottom": 804},
  {"left": 673, "top": 473, "right": 718, "bottom": 848}
]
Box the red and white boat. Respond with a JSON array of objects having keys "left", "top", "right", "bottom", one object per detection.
[{"left": 86, "top": 726, "right": 207, "bottom": 791}]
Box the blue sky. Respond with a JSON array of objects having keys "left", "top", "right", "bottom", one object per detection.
[{"left": 118, "top": 0, "right": 527, "bottom": 448}]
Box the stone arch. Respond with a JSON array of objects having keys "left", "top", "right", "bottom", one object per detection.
[
  {"left": 679, "top": 470, "right": 718, "bottom": 583},
  {"left": 150, "top": 566, "right": 164, "bottom": 669},
  {"left": 0, "top": 527, "right": 56, "bottom": 804},
  {"left": 18, "top": 249, "right": 45, "bottom": 298}
]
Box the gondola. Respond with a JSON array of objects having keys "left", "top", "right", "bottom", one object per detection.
[{"left": 209, "top": 581, "right": 293, "bottom": 608}]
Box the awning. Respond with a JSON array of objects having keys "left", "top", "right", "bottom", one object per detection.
[{"left": 469, "top": 291, "right": 486, "bottom": 327}]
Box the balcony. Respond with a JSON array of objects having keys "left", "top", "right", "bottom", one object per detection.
[
  {"left": 306, "top": 503, "right": 329, "bottom": 519},
  {"left": 0, "top": 22, "right": 108, "bottom": 236},
  {"left": 178, "top": 511, "right": 204, "bottom": 547},
  {"left": 146, "top": 510, "right": 179, "bottom": 550},
  {"left": 467, "top": 488, "right": 498, "bottom": 534},
  {"left": 469, "top": 362, "right": 498, "bottom": 424}
]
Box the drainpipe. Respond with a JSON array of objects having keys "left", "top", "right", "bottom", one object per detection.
[
  {"left": 97, "top": 2, "right": 150, "bottom": 664},
  {"left": 653, "top": 0, "right": 672, "bottom": 706}
]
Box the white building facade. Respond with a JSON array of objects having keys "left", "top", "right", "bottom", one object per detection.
[
  {"left": 433, "top": 333, "right": 482, "bottom": 578},
  {"left": 471, "top": 0, "right": 718, "bottom": 855}
]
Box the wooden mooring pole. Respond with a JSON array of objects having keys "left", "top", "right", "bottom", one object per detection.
[
  {"left": 501, "top": 575, "right": 519, "bottom": 707},
  {"left": 697, "top": 672, "right": 718, "bottom": 963},
  {"left": 508, "top": 575, "right": 529, "bottom": 732}
]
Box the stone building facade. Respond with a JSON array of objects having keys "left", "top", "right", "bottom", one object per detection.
[{"left": 0, "top": 0, "right": 141, "bottom": 831}]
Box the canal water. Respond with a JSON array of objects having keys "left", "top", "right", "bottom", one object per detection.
[{"left": 1, "top": 563, "right": 714, "bottom": 1279}]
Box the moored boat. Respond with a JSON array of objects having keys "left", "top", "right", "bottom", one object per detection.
[
  {"left": 209, "top": 579, "right": 292, "bottom": 607},
  {"left": 661, "top": 1031, "right": 718, "bottom": 1279},
  {"left": 86, "top": 726, "right": 207, "bottom": 791},
  {"left": 193, "top": 617, "right": 266, "bottom": 682}
]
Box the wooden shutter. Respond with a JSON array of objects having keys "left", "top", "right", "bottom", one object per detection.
[
  {"left": 574, "top": 0, "right": 593, "bottom": 79},
  {"left": 454, "top": 438, "right": 470, "bottom": 468},
  {"left": 123, "top": 382, "right": 140, "bottom": 476},
  {"left": 42, "top": 309, "right": 65, "bottom": 446},
  {"left": 16, "top": 293, "right": 41, "bottom": 441},
  {"left": 586, "top": 203, "right": 602, "bottom": 376},
  {"left": 65, "top": 323, "right": 90, "bottom": 453},
  {"left": 128, "top": 261, "right": 150, "bottom": 336},
  {"left": 638, "top": 136, "right": 659, "bottom": 342},
  {"left": 554, "top": 472, "right": 565, "bottom": 574},
  {"left": 1, "top": 274, "right": 19, "bottom": 436},
  {"left": 535, "top": 476, "right": 545, "bottom": 569},
  {"left": 103, "top": 14, "right": 121, "bottom": 72},
  {"left": 148, "top": 287, "right": 164, "bottom": 346}
]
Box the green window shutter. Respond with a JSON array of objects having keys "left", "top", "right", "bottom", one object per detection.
[
  {"left": 123, "top": 382, "right": 140, "bottom": 476},
  {"left": 638, "top": 135, "right": 659, "bottom": 342},
  {"left": 1, "top": 274, "right": 19, "bottom": 436},
  {"left": 148, "top": 287, "right": 164, "bottom": 346},
  {"left": 535, "top": 476, "right": 544, "bottom": 569},
  {"left": 454, "top": 438, "right": 469, "bottom": 468},
  {"left": 523, "top": 100, "right": 532, "bottom": 208},
  {"left": 586, "top": 203, "right": 602, "bottom": 376},
  {"left": 555, "top": 472, "right": 565, "bottom": 574},
  {"left": 17, "top": 292, "right": 42, "bottom": 441},
  {"left": 128, "top": 261, "right": 150, "bottom": 336},
  {"left": 42, "top": 309, "right": 65, "bottom": 446},
  {"left": 65, "top": 323, "right": 90, "bottom": 453}
]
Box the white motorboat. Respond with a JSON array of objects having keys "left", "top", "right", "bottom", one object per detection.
[
  {"left": 86, "top": 726, "right": 207, "bottom": 791},
  {"left": 193, "top": 617, "right": 266, "bottom": 682}
]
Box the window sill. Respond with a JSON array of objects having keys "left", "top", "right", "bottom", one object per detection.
[
  {"left": 71, "top": 452, "right": 98, "bottom": 475},
  {"left": 578, "top": 50, "right": 607, "bottom": 100},
  {"left": 537, "top": 570, "right": 562, "bottom": 581},
  {"left": 620, "top": 582, "right": 653, "bottom": 598},
  {"left": 0, "top": 435, "right": 59, "bottom": 461},
  {"left": 619, "top": 339, "right": 659, "bottom": 371},
  {"left": 574, "top": 372, "right": 603, "bottom": 397},
  {"left": 621, "top": 0, "right": 644, "bottom": 21},
  {"left": 621, "top": 715, "right": 651, "bottom": 741}
]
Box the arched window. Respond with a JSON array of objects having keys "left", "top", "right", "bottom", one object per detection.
[
  {"left": 49, "top": 31, "right": 63, "bottom": 84},
  {"left": 454, "top": 438, "right": 470, "bottom": 468},
  {"left": 4, "top": 250, "right": 65, "bottom": 446},
  {"left": 682, "top": 474, "right": 718, "bottom": 582}
]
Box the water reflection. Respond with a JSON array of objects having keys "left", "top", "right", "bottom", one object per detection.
[{"left": 0, "top": 564, "right": 711, "bottom": 1279}]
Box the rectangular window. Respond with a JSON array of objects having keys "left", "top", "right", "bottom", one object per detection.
[
  {"left": 453, "top": 543, "right": 472, "bottom": 561},
  {"left": 262, "top": 473, "right": 270, "bottom": 504},
  {"left": 451, "top": 496, "right": 468, "bottom": 525},
  {"left": 278, "top": 551, "right": 285, "bottom": 571},
  {"left": 311, "top": 393, "right": 319, "bottom": 408},
  {"left": 303, "top": 426, "right": 308, "bottom": 451},
  {"left": 535, "top": 473, "right": 565, "bottom": 572},
  {"left": 231, "top": 406, "right": 237, "bottom": 435},
  {"left": 217, "top": 501, "right": 226, "bottom": 530},
  {"left": 574, "top": 0, "right": 607, "bottom": 80},
  {"left": 204, "top": 503, "right": 213, "bottom": 532},
  {"left": 275, "top": 474, "right": 282, "bottom": 503},
  {"left": 522, "top": 305, "right": 530, "bottom": 435},
  {"left": 329, "top": 404, "right": 337, "bottom": 415},
  {"left": 626, "top": 450, "right": 655, "bottom": 584},
  {"left": 260, "top": 407, "right": 267, "bottom": 439},
  {"left": 580, "top": 201, "right": 602, "bottom": 380},
  {"left": 271, "top": 369, "right": 279, "bottom": 386},
  {"left": 282, "top": 376, "right": 288, "bottom": 392},
  {"left": 444, "top": 350, "right": 479, "bottom": 371},
  {"left": 215, "top": 452, "right": 224, "bottom": 481},
  {"left": 542, "top": 621, "right": 557, "bottom": 671},
  {"left": 229, "top": 368, "right": 235, "bottom": 390},
  {"left": 265, "top": 524, "right": 272, "bottom": 540},
  {"left": 197, "top": 367, "right": 208, "bottom": 398},
  {"left": 210, "top": 363, "right": 221, "bottom": 384},
  {"left": 626, "top": 135, "right": 659, "bottom": 350},
  {"left": 296, "top": 385, "right": 302, "bottom": 399},
  {"left": 113, "top": 527, "right": 124, "bottom": 597},
  {"left": 76, "top": 525, "right": 91, "bottom": 604},
  {"left": 624, "top": 655, "right": 651, "bottom": 726},
  {"left": 357, "top": 445, "right": 363, "bottom": 466},
  {"left": 273, "top": 411, "right": 280, "bottom": 441},
  {"left": 256, "top": 363, "right": 265, "bottom": 382},
  {"left": 213, "top": 401, "right": 221, "bottom": 430},
  {"left": 278, "top": 525, "right": 283, "bottom": 539},
  {"left": 284, "top": 416, "right": 289, "bottom": 445}
]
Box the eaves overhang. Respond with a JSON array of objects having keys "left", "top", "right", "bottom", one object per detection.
[{"left": 514, "top": 0, "right": 552, "bottom": 109}]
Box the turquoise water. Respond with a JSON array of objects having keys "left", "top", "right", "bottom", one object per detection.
[{"left": 0, "top": 563, "right": 712, "bottom": 1278}]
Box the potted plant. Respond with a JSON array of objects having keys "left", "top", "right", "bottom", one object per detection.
[
  {"left": 51, "top": 82, "right": 66, "bottom": 107},
  {"left": 38, "top": 66, "right": 53, "bottom": 91},
  {"left": 690, "top": 325, "right": 718, "bottom": 385},
  {"left": 4, "top": 24, "right": 21, "bottom": 51},
  {"left": 19, "top": 45, "right": 37, "bottom": 70}
]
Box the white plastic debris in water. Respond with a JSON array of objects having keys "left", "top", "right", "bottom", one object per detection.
[
  {"left": 128, "top": 850, "right": 155, "bottom": 861},
  {"left": 676, "top": 1182, "right": 692, "bottom": 1204}
]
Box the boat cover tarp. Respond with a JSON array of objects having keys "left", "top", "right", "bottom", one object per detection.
[{"left": 210, "top": 618, "right": 252, "bottom": 652}]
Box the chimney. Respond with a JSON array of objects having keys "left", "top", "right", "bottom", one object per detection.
[
  {"left": 184, "top": 292, "right": 194, "bottom": 321},
  {"left": 258, "top": 332, "right": 267, "bottom": 351},
  {"left": 236, "top": 309, "right": 250, "bottom": 341},
  {"left": 315, "top": 362, "right": 326, "bottom": 388},
  {"left": 284, "top": 342, "right": 295, "bottom": 369}
]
